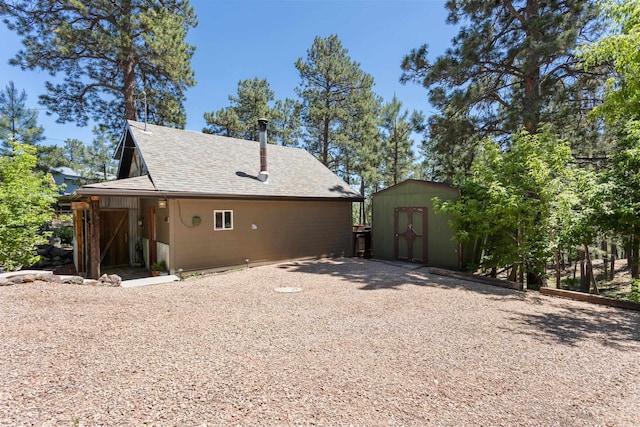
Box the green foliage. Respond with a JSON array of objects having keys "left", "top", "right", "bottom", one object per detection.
[
  {"left": 0, "top": 142, "right": 58, "bottom": 270},
  {"left": 203, "top": 78, "right": 276, "bottom": 141},
  {"left": 582, "top": 0, "right": 640, "bottom": 122},
  {"left": 151, "top": 260, "right": 167, "bottom": 272},
  {"left": 629, "top": 280, "right": 640, "bottom": 302},
  {"left": 379, "top": 95, "right": 425, "bottom": 186},
  {"left": 401, "top": 0, "right": 606, "bottom": 181},
  {"left": 581, "top": 1, "right": 640, "bottom": 277},
  {"left": 435, "top": 129, "right": 574, "bottom": 277},
  {"left": 270, "top": 98, "right": 303, "bottom": 147},
  {"left": 295, "top": 34, "right": 378, "bottom": 174},
  {"left": 0, "top": 81, "right": 44, "bottom": 154},
  {"left": 1, "top": 0, "right": 197, "bottom": 134}
]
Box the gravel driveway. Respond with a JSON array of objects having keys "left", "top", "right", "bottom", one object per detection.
[{"left": 1, "top": 258, "right": 639, "bottom": 426}]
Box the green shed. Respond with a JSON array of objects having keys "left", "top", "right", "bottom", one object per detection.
[{"left": 371, "top": 179, "right": 465, "bottom": 270}]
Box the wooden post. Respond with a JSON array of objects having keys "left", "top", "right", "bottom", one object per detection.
[
  {"left": 73, "top": 208, "right": 84, "bottom": 273},
  {"left": 89, "top": 196, "right": 101, "bottom": 279}
]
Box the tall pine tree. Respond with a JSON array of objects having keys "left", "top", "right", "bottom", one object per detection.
[
  {"left": 1, "top": 0, "right": 197, "bottom": 134},
  {"left": 295, "top": 34, "right": 377, "bottom": 174},
  {"left": 0, "top": 81, "right": 44, "bottom": 154},
  {"left": 401, "top": 0, "right": 604, "bottom": 180}
]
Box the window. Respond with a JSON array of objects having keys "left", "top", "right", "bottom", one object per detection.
[{"left": 214, "top": 210, "right": 233, "bottom": 230}]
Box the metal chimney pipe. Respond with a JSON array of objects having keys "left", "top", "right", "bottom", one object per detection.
[{"left": 258, "top": 118, "right": 269, "bottom": 183}]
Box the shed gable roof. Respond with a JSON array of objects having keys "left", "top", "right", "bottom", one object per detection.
[
  {"left": 372, "top": 179, "right": 459, "bottom": 198},
  {"left": 82, "top": 120, "right": 362, "bottom": 201}
]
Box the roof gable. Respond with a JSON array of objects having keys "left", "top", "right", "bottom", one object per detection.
[
  {"left": 372, "top": 179, "right": 459, "bottom": 198},
  {"left": 118, "top": 120, "right": 361, "bottom": 200}
]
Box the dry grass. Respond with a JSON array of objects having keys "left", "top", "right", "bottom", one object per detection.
[{"left": 1, "top": 258, "right": 639, "bottom": 426}]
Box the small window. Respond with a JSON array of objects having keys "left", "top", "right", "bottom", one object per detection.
[{"left": 214, "top": 210, "right": 233, "bottom": 230}]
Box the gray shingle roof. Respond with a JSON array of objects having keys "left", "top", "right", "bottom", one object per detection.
[
  {"left": 80, "top": 175, "right": 156, "bottom": 193},
  {"left": 125, "top": 120, "right": 362, "bottom": 200}
]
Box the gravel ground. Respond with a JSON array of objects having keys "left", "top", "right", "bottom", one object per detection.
[{"left": 1, "top": 258, "right": 639, "bottom": 426}]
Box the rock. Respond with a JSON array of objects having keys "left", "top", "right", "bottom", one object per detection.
[
  {"left": 98, "top": 274, "right": 122, "bottom": 287},
  {"left": 62, "top": 276, "right": 85, "bottom": 285},
  {"left": 108, "top": 274, "right": 122, "bottom": 287},
  {"left": 49, "top": 236, "right": 62, "bottom": 248},
  {"left": 83, "top": 279, "right": 99, "bottom": 286},
  {"left": 9, "top": 277, "right": 25, "bottom": 284},
  {"left": 35, "top": 273, "right": 61, "bottom": 283},
  {"left": 37, "top": 244, "right": 52, "bottom": 256},
  {"left": 0, "top": 278, "right": 13, "bottom": 286}
]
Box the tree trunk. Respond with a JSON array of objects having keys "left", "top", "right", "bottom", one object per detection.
[
  {"left": 579, "top": 249, "right": 589, "bottom": 293},
  {"left": 584, "top": 244, "right": 599, "bottom": 294},
  {"left": 632, "top": 231, "right": 640, "bottom": 279},
  {"left": 610, "top": 243, "right": 617, "bottom": 280},
  {"left": 522, "top": 0, "right": 541, "bottom": 134}
]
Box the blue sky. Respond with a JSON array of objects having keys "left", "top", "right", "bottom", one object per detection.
[{"left": 0, "top": 0, "right": 457, "bottom": 147}]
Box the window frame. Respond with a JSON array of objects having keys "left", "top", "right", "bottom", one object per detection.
[{"left": 213, "top": 210, "right": 233, "bottom": 231}]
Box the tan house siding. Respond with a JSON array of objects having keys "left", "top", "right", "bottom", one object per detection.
[{"left": 170, "top": 199, "right": 353, "bottom": 271}]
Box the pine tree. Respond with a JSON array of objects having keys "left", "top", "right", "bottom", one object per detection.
[
  {"left": 295, "top": 34, "right": 377, "bottom": 172},
  {"left": 1, "top": 0, "right": 197, "bottom": 134},
  {"left": 84, "top": 126, "right": 117, "bottom": 183},
  {"left": 270, "top": 98, "right": 303, "bottom": 147},
  {"left": 203, "top": 78, "right": 275, "bottom": 141},
  {"left": 401, "top": 0, "right": 605, "bottom": 180},
  {"left": 0, "top": 81, "right": 44, "bottom": 154},
  {"left": 379, "top": 95, "right": 425, "bottom": 186}
]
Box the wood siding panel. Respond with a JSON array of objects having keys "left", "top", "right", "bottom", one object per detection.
[
  {"left": 99, "top": 196, "right": 139, "bottom": 265},
  {"left": 372, "top": 181, "right": 460, "bottom": 269},
  {"left": 170, "top": 199, "right": 352, "bottom": 271}
]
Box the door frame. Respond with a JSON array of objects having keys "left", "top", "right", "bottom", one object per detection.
[
  {"left": 393, "top": 207, "right": 428, "bottom": 264},
  {"left": 148, "top": 206, "right": 157, "bottom": 266}
]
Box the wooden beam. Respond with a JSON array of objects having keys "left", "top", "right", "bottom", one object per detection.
[
  {"left": 89, "top": 198, "right": 101, "bottom": 279},
  {"left": 71, "top": 201, "right": 90, "bottom": 210},
  {"left": 73, "top": 209, "right": 84, "bottom": 273}
]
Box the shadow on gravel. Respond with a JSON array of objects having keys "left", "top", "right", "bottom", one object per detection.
[
  {"left": 278, "top": 258, "right": 521, "bottom": 297},
  {"left": 502, "top": 304, "right": 640, "bottom": 349}
]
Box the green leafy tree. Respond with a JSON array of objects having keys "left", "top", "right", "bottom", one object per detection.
[
  {"left": 582, "top": 0, "right": 640, "bottom": 278},
  {"left": 295, "top": 34, "right": 377, "bottom": 172},
  {"left": 1, "top": 0, "right": 197, "bottom": 133},
  {"left": 401, "top": 0, "right": 604, "bottom": 180},
  {"left": 0, "top": 81, "right": 44, "bottom": 154},
  {"left": 379, "top": 95, "right": 425, "bottom": 186},
  {"left": 436, "top": 129, "right": 574, "bottom": 287},
  {"left": 0, "top": 142, "right": 58, "bottom": 270}
]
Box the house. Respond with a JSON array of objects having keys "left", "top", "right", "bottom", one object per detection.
[
  {"left": 371, "top": 179, "right": 472, "bottom": 270},
  {"left": 52, "top": 166, "right": 82, "bottom": 195},
  {"left": 72, "top": 120, "right": 363, "bottom": 278}
]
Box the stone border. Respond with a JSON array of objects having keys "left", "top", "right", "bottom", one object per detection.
[
  {"left": 540, "top": 287, "right": 640, "bottom": 312},
  {"left": 0, "top": 272, "right": 121, "bottom": 287},
  {"left": 427, "top": 267, "right": 524, "bottom": 291}
]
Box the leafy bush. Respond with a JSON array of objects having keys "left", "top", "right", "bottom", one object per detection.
[
  {"left": 629, "top": 280, "right": 640, "bottom": 303},
  {"left": 52, "top": 226, "right": 74, "bottom": 245},
  {"left": 0, "top": 143, "right": 58, "bottom": 270}
]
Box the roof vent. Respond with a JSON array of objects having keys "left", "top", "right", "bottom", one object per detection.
[{"left": 257, "top": 118, "right": 269, "bottom": 183}]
